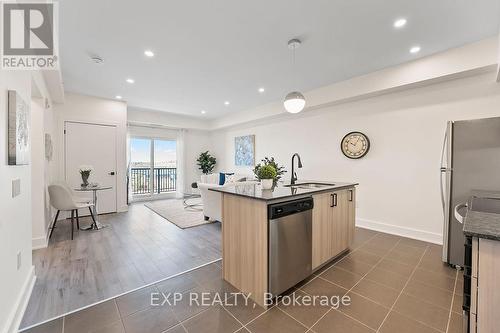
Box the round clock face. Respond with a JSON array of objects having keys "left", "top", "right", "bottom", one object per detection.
[{"left": 341, "top": 132, "right": 370, "bottom": 159}]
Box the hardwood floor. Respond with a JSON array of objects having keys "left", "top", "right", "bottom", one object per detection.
[{"left": 20, "top": 200, "right": 221, "bottom": 329}]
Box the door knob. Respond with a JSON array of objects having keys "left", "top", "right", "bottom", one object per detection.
[{"left": 109, "top": 171, "right": 115, "bottom": 175}]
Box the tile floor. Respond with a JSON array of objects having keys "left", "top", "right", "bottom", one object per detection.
[{"left": 21, "top": 228, "right": 464, "bottom": 333}]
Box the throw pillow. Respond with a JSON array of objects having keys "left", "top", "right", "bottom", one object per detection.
[{"left": 219, "top": 172, "right": 235, "bottom": 185}]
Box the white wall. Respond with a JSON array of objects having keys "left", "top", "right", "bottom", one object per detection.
[
  {"left": 497, "top": 33, "right": 500, "bottom": 81},
  {"left": 29, "top": 72, "right": 58, "bottom": 250},
  {"left": 54, "top": 93, "right": 128, "bottom": 212},
  {"left": 211, "top": 72, "right": 500, "bottom": 243},
  {"left": 30, "top": 98, "right": 47, "bottom": 248},
  {"left": 128, "top": 106, "right": 209, "bottom": 130},
  {"left": 0, "top": 71, "right": 39, "bottom": 333},
  {"left": 184, "top": 130, "right": 213, "bottom": 191}
]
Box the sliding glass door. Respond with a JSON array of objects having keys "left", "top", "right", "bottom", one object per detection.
[
  {"left": 130, "top": 137, "right": 177, "bottom": 198},
  {"left": 153, "top": 140, "right": 177, "bottom": 193}
]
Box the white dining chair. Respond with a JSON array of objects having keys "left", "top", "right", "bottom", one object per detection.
[{"left": 48, "top": 183, "right": 97, "bottom": 240}]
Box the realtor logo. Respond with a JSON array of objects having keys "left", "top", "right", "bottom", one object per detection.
[{"left": 1, "top": 1, "right": 59, "bottom": 69}]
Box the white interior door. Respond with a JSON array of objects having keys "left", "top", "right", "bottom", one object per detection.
[{"left": 65, "top": 121, "right": 117, "bottom": 214}]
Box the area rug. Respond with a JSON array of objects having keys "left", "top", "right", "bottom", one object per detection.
[{"left": 144, "top": 198, "right": 212, "bottom": 229}]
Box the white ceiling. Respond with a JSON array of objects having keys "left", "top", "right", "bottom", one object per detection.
[{"left": 59, "top": 0, "right": 500, "bottom": 119}]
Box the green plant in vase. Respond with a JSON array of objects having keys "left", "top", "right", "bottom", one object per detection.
[
  {"left": 255, "top": 164, "right": 277, "bottom": 190},
  {"left": 79, "top": 165, "right": 93, "bottom": 187},
  {"left": 197, "top": 151, "right": 217, "bottom": 174},
  {"left": 253, "top": 157, "right": 286, "bottom": 185}
]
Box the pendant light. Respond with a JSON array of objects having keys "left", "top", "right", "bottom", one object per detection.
[{"left": 284, "top": 39, "right": 305, "bottom": 114}]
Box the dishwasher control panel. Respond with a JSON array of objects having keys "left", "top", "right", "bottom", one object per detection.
[{"left": 269, "top": 197, "right": 314, "bottom": 219}]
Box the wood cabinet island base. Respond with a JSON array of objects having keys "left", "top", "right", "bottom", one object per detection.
[{"left": 217, "top": 184, "right": 357, "bottom": 308}]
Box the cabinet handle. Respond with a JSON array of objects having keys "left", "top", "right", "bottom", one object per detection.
[
  {"left": 330, "top": 194, "right": 334, "bottom": 207},
  {"left": 333, "top": 193, "right": 338, "bottom": 207},
  {"left": 349, "top": 190, "right": 353, "bottom": 202}
]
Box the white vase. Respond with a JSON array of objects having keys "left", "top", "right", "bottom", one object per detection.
[{"left": 261, "top": 179, "right": 273, "bottom": 190}]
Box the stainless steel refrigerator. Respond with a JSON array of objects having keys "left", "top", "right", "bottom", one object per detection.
[{"left": 440, "top": 117, "right": 500, "bottom": 267}]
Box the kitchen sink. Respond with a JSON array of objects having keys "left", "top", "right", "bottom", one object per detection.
[
  {"left": 470, "top": 197, "right": 500, "bottom": 214},
  {"left": 285, "top": 182, "right": 335, "bottom": 189}
]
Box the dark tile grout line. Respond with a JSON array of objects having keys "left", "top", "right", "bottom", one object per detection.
[
  {"left": 297, "top": 232, "right": 387, "bottom": 332},
  {"left": 219, "top": 303, "right": 248, "bottom": 331},
  {"left": 275, "top": 304, "right": 311, "bottom": 331},
  {"left": 339, "top": 255, "right": 455, "bottom": 332},
  {"left": 381, "top": 264, "right": 460, "bottom": 332},
  {"left": 306, "top": 237, "right": 455, "bottom": 332},
  {"left": 293, "top": 231, "right": 387, "bottom": 332},
  {"left": 237, "top": 230, "right": 382, "bottom": 333},
  {"left": 374, "top": 245, "right": 432, "bottom": 333},
  {"left": 331, "top": 252, "right": 459, "bottom": 311},
  {"left": 303, "top": 237, "right": 404, "bottom": 333},
  {"left": 445, "top": 269, "right": 460, "bottom": 333}
]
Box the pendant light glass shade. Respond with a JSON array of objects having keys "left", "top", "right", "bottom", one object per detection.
[{"left": 284, "top": 91, "right": 306, "bottom": 113}]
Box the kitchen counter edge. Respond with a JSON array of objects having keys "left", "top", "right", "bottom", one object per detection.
[
  {"left": 464, "top": 210, "right": 500, "bottom": 241},
  {"left": 209, "top": 182, "right": 358, "bottom": 202}
]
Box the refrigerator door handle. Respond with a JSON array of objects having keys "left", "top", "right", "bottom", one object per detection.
[
  {"left": 440, "top": 170, "right": 446, "bottom": 213},
  {"left": 439, "top": 125, "right": 449, "bottom": 213},
  {"left": 454, "top": 203, "right": 468, "bottom": 224},
  {"left": 441, "top": 122, "right": 452, "bottom": 263}
]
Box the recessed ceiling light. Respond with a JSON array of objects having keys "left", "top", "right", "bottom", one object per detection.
[
  {"left": 126, "top": 78, "right": 135, "bottom": 84},
  {"left": 115, "top": 95, "right": 122, "bottom": 99},
  {"left": 258, "top": 87, "right": 265, "bottom": 93},
  {"left": 224, "top": 101, "right": 230, "bottom": 106},
  {"left": 201, "top": 110, "right": 206, "bottom": 114},
  {"left": 144, "top": 50, "right": 155, "bottom": 57},
  {"left": 393, "top": 18, "right": 407, "bottom": 28},
  {"left": 410, "top": 46, "right": 421, "bottom": 54}
]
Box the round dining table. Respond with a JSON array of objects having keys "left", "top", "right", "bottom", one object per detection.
[{"left": 74, "top": 185, "right": 112, "bottom": 230}]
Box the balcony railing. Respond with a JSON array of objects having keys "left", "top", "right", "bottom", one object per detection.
[{"left": 130, "top": 167, "right": 177, "bottom": 195}]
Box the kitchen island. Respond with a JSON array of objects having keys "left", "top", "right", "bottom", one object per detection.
[{"left": 210, "top": 181, "right": 357, "bottom": 307}]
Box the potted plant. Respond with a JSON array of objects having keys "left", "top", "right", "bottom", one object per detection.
[
  {"left": 256, "top": 165, "right": 277, "bottom": 190},
  {"left": 253, "top": 157, "right": 287, "bottom": 183},
  {"left": 79, "top": 165, "right": 93, "bottom": 187},
  {"left": 196, "top": 151, "right": 217, "bottom": 175}
]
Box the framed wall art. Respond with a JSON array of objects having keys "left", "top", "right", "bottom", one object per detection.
[
  {"left": 8, "top": 90, "right": 30, "bottom": 165},
  {"left": 234, "top": 135, "right": 255, "bottom": 166}
]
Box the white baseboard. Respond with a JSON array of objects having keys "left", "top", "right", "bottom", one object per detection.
[
  {"left": 32, "top": 236, "right": 48, "bottom": 250},
  {"left": 32, "top": 215, "right": 56, "bottom": 250},
  {"left": 4, "top": 266, "right": 36, "bottom": 333},
  {"left": 356, "top": 218, "right": 443, "bottom": 245}
]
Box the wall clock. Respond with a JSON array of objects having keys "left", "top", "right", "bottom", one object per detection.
[{"left": 341, "top": 132, "right": 370, "bottom": 159}]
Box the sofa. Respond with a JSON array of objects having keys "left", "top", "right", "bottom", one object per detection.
[{"left": 197, "top": 173, "right": 256, "bottom": 222}]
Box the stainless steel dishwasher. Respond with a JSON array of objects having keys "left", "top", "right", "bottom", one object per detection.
[{"left": 268, "top": 197, "right": 313, "bottom": 297}]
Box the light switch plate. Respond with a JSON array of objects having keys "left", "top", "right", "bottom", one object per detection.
[{"left": 12, "top": 179, "right": 21, "bottom": 197}]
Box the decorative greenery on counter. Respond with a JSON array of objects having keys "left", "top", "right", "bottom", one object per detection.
[
  {"left": 255, "top": 165, "right": 277, "bottom": 180},
  {"left": 253, "top": 157, "right": 286, "bottom": 181},
  {"left": 197, "top": 151, "right": 217, "bottom": 174}
]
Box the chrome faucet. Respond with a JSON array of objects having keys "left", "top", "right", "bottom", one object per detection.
[{"left": 290, "top": 153, "right": 303, "bottom": 185}]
